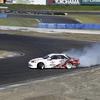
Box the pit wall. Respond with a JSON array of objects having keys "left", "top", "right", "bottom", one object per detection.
[{"left": 38, "top": 23, "right": 100, "bottom": 29}]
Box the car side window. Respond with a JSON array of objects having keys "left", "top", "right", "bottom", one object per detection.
[
  {"left": 51, "top": 55, "right": 67, "bottom": 60},
  {"left": 60, "top": 55, "right": 67, "bottom": 59},
  {"left": 51, "top": 55, "right": 58, "bottom": 59}
]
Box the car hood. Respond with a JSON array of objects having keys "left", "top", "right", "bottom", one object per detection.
[
  {"left": 34, "top": 57, "right": 44, "bottom": 60},
  {"left": 30, "top": 58, "right": 44, "bottom": 62}
]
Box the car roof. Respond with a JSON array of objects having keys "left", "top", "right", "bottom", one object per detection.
[{"left": 48, "top": 53, "right": 67, "bottom": 57}]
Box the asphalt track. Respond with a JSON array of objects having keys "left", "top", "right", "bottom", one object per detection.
[
  {"left": 8, "top": 14, "right": 80, "bottom": 23},
  {"left": 0, "top": 33, "right": 94, "bottom": 85},
  {"left": 0, "top": 13, "right": 97, "bottom": 85}
]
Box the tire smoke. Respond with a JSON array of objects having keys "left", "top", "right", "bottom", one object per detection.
[{"left": 63, "top": 44, "right": 100, "bottom": 67}]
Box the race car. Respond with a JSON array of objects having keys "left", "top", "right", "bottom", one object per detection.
[{"left": 28, "top": 53, "right": 80, "bottom": 69}]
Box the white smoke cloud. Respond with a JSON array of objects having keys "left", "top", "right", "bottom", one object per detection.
[{"left": 63, "top": 44, "right": 100, "bottom": 67}]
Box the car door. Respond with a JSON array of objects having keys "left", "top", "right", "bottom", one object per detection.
[
  {"left": 60, "top": 55, "right": 68, "bottom": 65},
  {"left": 50, "top": 55, "right": 62, "bottom": 67}
]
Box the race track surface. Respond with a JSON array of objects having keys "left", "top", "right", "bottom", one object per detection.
[
  {"left": 8, "top": 14, "right": 80, "bottom": 23},
  {"left": 0, "top": 34, "right": 93, "bottom": 85}
]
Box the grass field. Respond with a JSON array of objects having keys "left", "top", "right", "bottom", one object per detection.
[
  {"left": 0, "top": 4, "right": 99, "bottom": 26},
  {"left": 0, "top": 4, "right": 100, "bottom": 11},
  {"left": 67, "top": 14, "right": 100, "bottom": 24},
  {"left": 0, "top": 14, "right": 99, "bottom": 27},
  {"left": 0, "top": 18, "right": 38, "bottom": 27}
]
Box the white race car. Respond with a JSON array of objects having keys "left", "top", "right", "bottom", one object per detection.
[{"left": 28, "top": 53, "right": 80, "bottom": 69}]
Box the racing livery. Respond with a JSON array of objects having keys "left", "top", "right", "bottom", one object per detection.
[{"left": 28, "top": 53, "right": 80, "bottom": 69}]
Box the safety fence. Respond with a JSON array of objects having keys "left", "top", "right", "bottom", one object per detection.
[
  {"left": 38, "top": 23, "right": 100, "bottom": 29},
  {"left": 0, "top": 13, "right": 7, "bottom": 18}
]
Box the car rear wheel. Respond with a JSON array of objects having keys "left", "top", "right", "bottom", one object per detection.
[
  {"left": 66, "top": 63, "right": 73, "bottom": 69},
  {"left": 37, "top": 62, "right": 45, "bottom": 69}
]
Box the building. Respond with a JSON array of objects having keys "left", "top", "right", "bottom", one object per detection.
[
  {"left": 10, "top": 0, "right": 47, "bottom": 5},
  {"left": 3, "top": 0, "right": 100, "bottom": 5},
  {"left": 81, "top": 0, "right": 100, "bottom": 4},
  {"left": 47, "top": 0, "right": 54, "bottom": 5},
  {"left": 0, "top": 0, "right": 3, "bottom": 3},
  {"left": 29, "top": 0, "right": 46, "bottom": 5},
  {"left": 54, "top": 0, "right": 80, "bottom": 5},
  {"left": 6, "top": 0, "right": 13, "bottom": 3},
  {"left": 5, "top": 0, "right": 80, "bottom": 5},
  {"left": 0, "top": 0, "right": 6, "bottom": 3}
]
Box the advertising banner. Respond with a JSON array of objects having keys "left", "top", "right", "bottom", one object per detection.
[
  {"left": 81, "top": 0, "right": 100, "bottom": 4},
  {"left": 54, "top": 0, "right": 80, "bottom": 5}
]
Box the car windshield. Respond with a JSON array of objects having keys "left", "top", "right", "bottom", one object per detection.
[
  {"left": 67, "top": 55, "right": 71, "bottom": 59},
  {"left": 43, "top": 54, "right": 71, "bottom": 59},
  {"left": 43, "top": 55, "right": 49, "bottom": 59}
]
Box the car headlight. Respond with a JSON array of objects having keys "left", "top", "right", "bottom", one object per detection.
[
  {"left": 31, "top": 60, "right": 35, "bottom": 62},
  {"left": 31, "top": 60, "right": 37, "bottom": 63}
]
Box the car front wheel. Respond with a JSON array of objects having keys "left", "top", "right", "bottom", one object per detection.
[{"left": 37, "top": 62, "right": 45, "bottom": 69}]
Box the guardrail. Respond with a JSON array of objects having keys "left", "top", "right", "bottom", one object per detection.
[
  {"left": 0, "top": 13, "right": 7, "bottom": 18},
  {"left": 38, "top": 23, "right": 100, "bottom": 29}
]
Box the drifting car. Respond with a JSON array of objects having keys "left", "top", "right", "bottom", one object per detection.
[{"left": 28, "top": 53, "right": 80, "bottom": 69}]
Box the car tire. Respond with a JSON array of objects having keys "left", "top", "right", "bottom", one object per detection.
[
  {"left": 66, "top": 63, "right": 72, "bottom": 69},
  {"left": 37, "top": 62, "right": 45, "bottom": 69}
]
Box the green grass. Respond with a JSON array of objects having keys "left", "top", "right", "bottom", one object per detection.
[
  {"left": 0, "top": 14, "right": 99, "bottom": 26},
  {"left": 0, "top": 14, "right": 99, "bottom": 27},
  {"left": 0, "top": 18, "right": 38, "bottom": 27},
  {"left": 67, "top": 14, "right": 100, "bottom": 24},
  {"left": 0, "top": 4, "right": 100, "bottom": 11}
]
